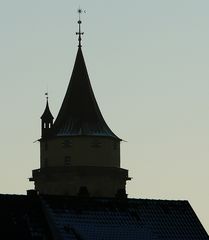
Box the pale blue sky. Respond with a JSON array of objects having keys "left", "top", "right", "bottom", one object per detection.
[{"left": 0, "top": 0, "right": 209, "bottom": 233}]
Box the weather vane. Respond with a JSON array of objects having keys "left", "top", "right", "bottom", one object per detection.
[{"left": 76, "top": 8, "right": 85, "bottom": 47}]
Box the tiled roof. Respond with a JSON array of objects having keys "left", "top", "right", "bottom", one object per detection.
[
  {"left": 0, "top": 194, "right": 208, "bottom": 240},
  {"left": 43, "top": 195, "right": 209, "bottom": 240}
]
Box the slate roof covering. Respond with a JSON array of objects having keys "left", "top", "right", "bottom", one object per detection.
[
  {"left": 1, "top": 193, "right": 208, "bottom": 240},
  {"left": 52, "top": 47, "right": 120, "bottom": 140}
]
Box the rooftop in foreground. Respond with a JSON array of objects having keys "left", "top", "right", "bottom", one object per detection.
[{"left": 0, "top": 193, "right": 208, "bottom": 240}]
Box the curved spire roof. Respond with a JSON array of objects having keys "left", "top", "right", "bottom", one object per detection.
[
  {"left": 52, "top": 47, "right": 120, "bottom": 140},
  {"left": 41, "top": 99, "right": 54, "bottom": 121}
]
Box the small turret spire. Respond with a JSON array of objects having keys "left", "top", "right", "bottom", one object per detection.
[
  {"left": 41, "top": 92, "right": 54, "bottom": 138},
  {"left": 76, "top": 8, "right": 84, "bottom": 48}
]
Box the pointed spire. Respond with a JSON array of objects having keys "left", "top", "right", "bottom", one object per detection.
[
  {"left": 41, "top": 93, "right": 54, "bottom": 121},
  {"left": 41, "top": 93, "right": 54, "bottom": 138},
  {"left": 76, "top": 8, "right": 84, "bottom": 48},
  {"left": 53, "top": 46, "right": 120, "bottom": 140},
  {"left": 51, "top": 11, "right": 120, "bottom": 140}
]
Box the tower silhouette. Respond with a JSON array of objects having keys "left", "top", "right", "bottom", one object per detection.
[{"left": 30, "top": 12, "right": 130, "bottom": 197}]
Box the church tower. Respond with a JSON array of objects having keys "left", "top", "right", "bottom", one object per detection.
[{"left": 30, "top": 12, "right": 130, "bottom": 197}]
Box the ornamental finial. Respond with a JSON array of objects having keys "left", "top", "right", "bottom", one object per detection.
[
  {"left": 76, "top": 8, "right": 84, "bottom": 47},
  {"left": 45, "top": 92, "right": 48, "bottom": 101}
]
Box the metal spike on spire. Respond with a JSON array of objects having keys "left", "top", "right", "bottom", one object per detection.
[{"left": 76, "top": 8, "right": 84, "bottom": 47}]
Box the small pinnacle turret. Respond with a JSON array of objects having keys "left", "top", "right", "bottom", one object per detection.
[{"left": 41, "top": 94, "right": 54, "bottom": 138}]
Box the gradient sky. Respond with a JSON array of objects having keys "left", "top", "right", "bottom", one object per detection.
[{"left": 0, "top": 0, "right": 209, "bottom": 233}]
